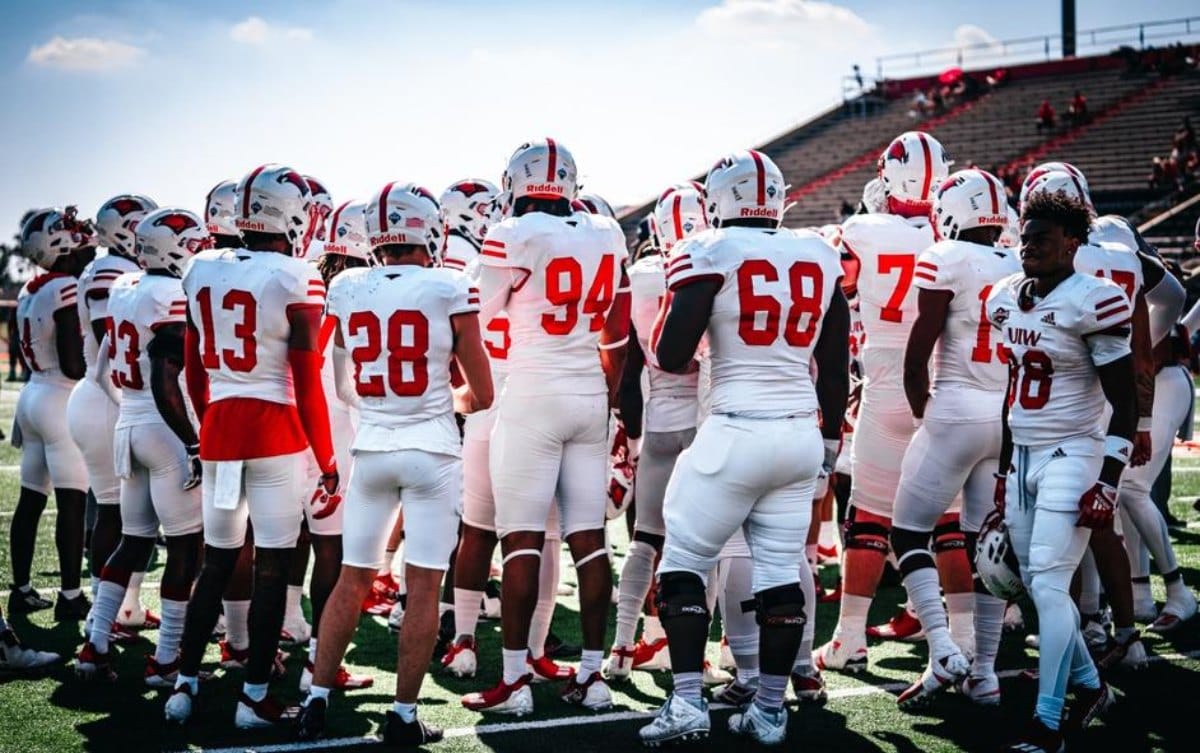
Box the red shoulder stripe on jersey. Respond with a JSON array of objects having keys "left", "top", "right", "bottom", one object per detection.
[
  {"left": 377, "top": 181, "right": 398, "bottom": 232},
  {"left": 750, "top": 150, "right": 767, "bottom": 205},
  {"left": 92, "top": 272, "right": 122, "bottom": 280},
  {"left": 545, "top": 138, "right": 558, "bottom": 182},
  {"left": 467, "top": 298, "right": 481, "bottom": 307},
  {"left": 668, "top": 262, "right": 694, "bottom": 276},
  {"left": 916, "top": 261, "right": 938, "bottom": 271},
  {"left": 668, "top": 273, "right": 724, "bottom": 292},
  {"left": 468, "top": 287, "right": 480, "bottom": 295},
  {"left": 1097, "top": 305, "right": 1130, "bottom": 322},
  {"left": 1095, "top": 295, "right": 1124, "bottom": 310},
  {"left": 917, "top": 132, "right": 933, "bottom": 200},
  {"left": 667, "top": 254, "right": 691, "bottom": 269},
  {"left": 481, "top": 248, "right": 506, "bottom": 259},
  {"left": 443, "top": 259, "right": 466, "bottom": 269},
  {"left": 482, "top": 239, "right": 506, "bottom": 249},
  {"left": 25, "top": 272, "right": 71, "bottom": 295},
  {"left": 914, "top": 272, "right": 937, "bottom": 283}
]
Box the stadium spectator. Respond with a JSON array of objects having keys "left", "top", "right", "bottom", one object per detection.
[
  {"left": 910, "top": 89, "right": 931, "bottom": 117},
  {"left": 1148, "top": 156, "right": 1169, "bottom": 190},
  {"left": 985, "top": 67, "right": 1008, "bottom": 90},
  {"left": 1174, "top": 116, "right": 1197, "bottom": 154},
  {"left": 1035, "top": 98, "right": 1056, "bottom": 132},
  {"left": 1068, "top": 90, "right": 1089, "bottom": 125}
]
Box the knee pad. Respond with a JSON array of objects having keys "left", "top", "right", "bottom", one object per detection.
[
  {"left": 890, "top": 527, "right": 935, "bottom": 577},
  {"left": 754, "top": 582, "right": 806, "bottom": 629},
  {"left": 655, "top": 571, "right": 709, "bottom": 622},
  {"left": 844, "top": 517, "right": 890, "bottom": 553},
  {"left": 932, "top": 515, "right": 966, "bottom": 554}
]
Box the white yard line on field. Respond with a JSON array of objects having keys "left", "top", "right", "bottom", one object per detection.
[{"left": 183, "top": 649, "right": 1200, "bottom": 753}]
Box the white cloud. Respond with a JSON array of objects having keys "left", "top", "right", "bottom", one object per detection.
[
  {"left": 230, "top": 16, "right": 313, "bottom": 45},
  {"left": 696, "top": 0, "right": 871, "bottom": 39},
  {"left": 27, "top": 35, "right": 145, "bottom": 71},
  {"left": 952, "top": 24, "right": 1002, "bottom": 52}
]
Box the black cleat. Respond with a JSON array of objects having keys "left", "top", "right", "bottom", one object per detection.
[
  {"left": 8, "top": 586, "right": 52, "bottom": 615},
  {"left": 383, "top": 710, "right": 443, "bottom": 746},
  {"left": 293, "top": 696, "right": 327, "bottom": 741},
  {"left": 54, "top": 591, "right": 91, "bottom": 622}
]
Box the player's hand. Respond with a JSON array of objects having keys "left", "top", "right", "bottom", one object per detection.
[
  {"left": 991, "top": 471, "right": 1007, "bottom": 518},
  {"left": 1130, "top": 431, "right": 1152, "bottom": 467},
  {"left": 1076, "top": 481, "right": 1117, "bottom": 529},
  {"left": 182, "top": 444, "right": 202, "bottom": 491},
  {"left": 311, "top": 468, "right": 342, "bottom": 521}
]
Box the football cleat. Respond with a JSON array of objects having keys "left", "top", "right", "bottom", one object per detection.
[
  {"left": 383, "top": 710, "right": 444, "bottom": 746},
  {"left": 0, "top": 629, "right": 60, "bottom": 672},
  {"left": 299, "top": 661, "right": 374, "bottom": 692},
  {"left": 814, "top": 635, "right": 868, "bottom": 674},
  {"left": 280, "top": 615, "right": 312, "bottom": 646},
  {"left": 373, "top": 572, "right": 402, "bottom": 600},
  {"left": 1093, "top": 630, "right": 1143, "bottom": 671},
  {"left": 602, "top": 644, "right": 635, "bottom": 681},
  {"left": 712, "top": 680, "right": 757, "bottom": 708},
  {"left": 1132, "top": 582, "right": 1157, "bottom": 623},
  {"left": 729, "top": 702, "right": 788, "bottom": 746},
  {"left": 1148, "top": 589, "right": 1197, "bottom": 634},
  {"left": 74, "top": 641, "right": 117, "bottom": 682},
  {"left": 639, "top": 694, "right": 710, "bottom": 747},
  {"left": 441, "top": 636, "right": 478, "bottom": 678},
  {"left": 116, "top": 605, "right": 160, "bottom": 631},
  {"left": 561, "top": 671, "right": 613, "bottom": 711},
  {"left": 631, "top": 637, "right": 671, "bottom": 671},
  {"left": 54, "top": 591, "right": 91, "bottom": 622},
  {"left": 292, "top": 696, "right": 327, "bottom": 741},
  {"left": 144, "top": 657, "right": 178, "bottom": 689},
  {"left": 219, "top": 640, "right": 250, "bottom": 669},
  {"left": 235, "top": 693, "right": 299, "bottom": 729},
  {"left": 108, "top": 622, "right": 138, "bottom": 645},
  {"left": 702, "top": 660, "right": 732, "bottom": 686},
  {"left": 959, "top": 673, "right": 1001, "bottom": 706},
  {"left": 7, "top": 586, "right": 53, "bottom": 615},
  {"left": 897, "top": 652, "right": 970, "bottom": 709},
  {"left": 386, "top": 599, "right": 405, "bottom": 632},
  {"left": 1064, "top": 681, "right": 1114, "bottom": 734},
  {"left": 819, "top": 581, "right": 842, "bottom": 603},
  {"left": 361, "top": 589, "right": 396, "bottom": 617},
  {"left": 528, "top": 653, "right": 574, "bottom": 683},
  {"left": 719, "top": 637, "right": 736, "bottom": 672},
  {"left": 1004, "top": 716, "right": 1063, "bottom": 753},
  {"left": 164, "top": 684, "right": 194, "bottom": 724},
  {"left": 790, "top": 668, "right": 828, "bottom": 705},
  {"left": 1081, "top": 613, "right": 1111, "bottom": 650},
  {"left": 867, "top": 608, "right": 924, "bottom": 641},
  {"left": 461, "top": 675, "right": 534, "bottom": 715}
]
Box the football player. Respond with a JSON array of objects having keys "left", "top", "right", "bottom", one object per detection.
[
  {"left": 68, "top": 194, "right": 159, "bottom": 635},
  {"left": 816, "top": 132, "right": 964, "bottom": 673},
  {"left": 461, "top": 138, "right": 630, "bottom": 715},
  {"left": 889, "top": 169, "right": 1019, "bottom": 708},
  {"left": 294, "top": 182, "right": 492, "bottom": 745},
  {"left": 76, "top": 208, "right": 210, "bottom": 685},
  {"left": 11, "top": 208, "right": 95, "bottom": 621},
  {"left": 985, "top": 189, "right": 1135, "bottom": 752},
  {"left": 639, "top": 150, "right": 848, "bottom": 746},
  {"left": 605, "top": 184, "right": 704, "bottom": 682},
  {"left": 165, "top": 164, "right": 338, "bottom": 728}
]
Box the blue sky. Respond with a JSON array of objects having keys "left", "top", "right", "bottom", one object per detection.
[{"left": 1, "top": 0, "right": 1196, "bottom": 232}]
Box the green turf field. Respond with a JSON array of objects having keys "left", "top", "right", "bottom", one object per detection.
[{"left": 0, "top": 383, "right": 1198, "bottom": 753}]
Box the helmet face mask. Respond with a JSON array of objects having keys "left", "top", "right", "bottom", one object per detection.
[
  {"left": 879, "top": 132, "right": 951, "bottom": 217},
  {"left": 21, "top": 206, "right": 97, "bottom": 271},
  {"left": 439, "top": 179, "right": 501, "bottom": 246},
  {"left": 974, "top": 516, "right": 1025, "bottom": 600}
]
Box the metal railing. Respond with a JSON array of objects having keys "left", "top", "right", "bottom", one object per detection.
[{"left": 874, "top": 16, "right": 1200, "bottom": 79}]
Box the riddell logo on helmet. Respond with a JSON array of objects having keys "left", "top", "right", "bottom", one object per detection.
[
  {"left": 739, "top": 207, "right": 779, "bottom": 218},
  {"left": 369, "top": 232, "right": 413, "bottom": 245},
  {"left": 525, "top": 183, "right": 565, "bottom": 196},
  {"left": 977, "top": 216, "right": 1007, "bottom": 226},
  {"left": 234, "top": 219, "right": 266, "bottom": 231}
]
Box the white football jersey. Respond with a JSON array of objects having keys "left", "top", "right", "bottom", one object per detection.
[
  {"left": 841, "top": 213, "right": 935, "bottom": 393},
  {"left": 986, "top": 273, "right": 1132, "bottom": 446},
  {"left": 326, "top": 265, "right": 478, "bottom": 456},
  {"left": 441, "top": 233, "right": 478, "bottom": 273},
  {"left": 666, "top": 227, "right": 842, "bottom": 418},
  {"left": 463, "top": 255, "right": 511, "bottom": 386},
  {"left": 107, "top": 272, "right": 188, "bottom": 428},
  {"left": 77, "top": 253, "right": 140, "bottom": 377},
  {"left": 479, "top": 210, "right": 627, "bottom": 395},
  {"left": 629, "top": 253, "right": 699, "bottom": 432},
  {"left": 1074, "top": 242, "right": 1144, "bottom": 304},
  {"left": 181, "top": 248, "right": 326, "bottom": 405},
  {"left": 16, "top": 273, "right": 78, "bottom": 383},
  {"left": 915, "top": 240, "right": 1021, "bottom": 421}
]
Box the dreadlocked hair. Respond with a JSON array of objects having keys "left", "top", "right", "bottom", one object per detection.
[
  {"left": 316, "top": 253, "right": 366, "bottom": 284},
  {"left": 1020, "top": 189, "right": 1091, "bottom": 244}
]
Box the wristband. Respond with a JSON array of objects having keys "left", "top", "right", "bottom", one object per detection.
[
  {"left": 1103, "top": 435, "right": 1133, "bottom": 464},
  {"left": 1136, "top": 416, "right": 1153, "bottom": 433}
]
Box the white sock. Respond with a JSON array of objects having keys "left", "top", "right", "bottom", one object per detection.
[
  {"left": 88, "top": 580, "right": 128, "bottom": 653},
  {"left": 174, "top": 674, "right": 199, "bottom": 694},
  {"left": 529, "top": 540, "right": 559, "bottom": 658},
  {"left": 308, "top": 637, "right": 319, "bottom": 664},
  {"left": 453, "top": 588, "right": 483, "bottom": 639},
  {"left": 614, "top": 540, "right": 656, "bottom": 648},
  {"left": 580, "top": 649, "right": 603, "bottom": 677},
  {"left": 946, "top": 592, "right": 975, "bottom": 656},
  {"left": 819, "top": 520, "right": 838, "bottom": 549},
  {"left": 392, "top": 701, "right": 417, "bottom": 723},
  {"left": 223, "top": 599, "right": 251, "bottom": 650},
  {"left": 308, "top": 685, "right": 331, "bottom": 703},
  {"left": 837, "top": 594, "right": 871, "bottom": 639},
  {"left": 502, "top": 648, "right": 527, "bottom": 684},
  {"left": 119, "top": 571, "right": 144, "bottom": 621},
  {"left": 972, "top": 593, "right": 1005, "bottom": 676},
  {"left": 643, "top": 615, "right": 665, "bottom": 643},
  {"left": 285, "top": 585, "right": 304, "bottom": 623},
  {"left": 155, "top": 598, "right": 188, "bottom": 665},
  {"left": 736, "top": 660, "right": 760, "bottom": 686},
  {"left": 242, "top": 681, "right": 267, "bottom": 703},
  {"left": 901, "top": 568, "right": 953, "bottom": 657}
]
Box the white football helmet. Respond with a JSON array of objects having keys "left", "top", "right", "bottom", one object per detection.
[
  {"left": 704, "top": 150, "right": 786, "bottom": 226},
  {"left": 1019, "top": 161, "right": 1090, "bottom": 210},
  {"left": 439, "top": 179, "right": 500, "bottom": 245},
  {"left": 364, "top": 182, "right": 443, "bottom": 258},
  {"left": 323, "top": 200, "right": 374, "bottom": 265},
  {"left": 305, "top": 176, "right": 333, "bottom": 243},
  {"left": 931, "top": 169, "right": 1009, "bottom": 241},
  {"left": 999, "top": 204, "right": 1021, "bottom": 249},
  {"left": 502, "top": 138, "right": 579, "bottom": 206},
  {"left": 861, "top": 177, "right": 888, "bottom": 214},
  {"left": 1020, "top": 169, "right": 1093, "bottom": 214},
  {"left": 136, "top": 208, "right": 213, "bottom": 278},
  {"left": 975, "top": 513, "right": 1025, "bottom": 600},
  {"left": 577, "top": 193, "right": 616, "bottom": 219},
  {"left": 235, "top": 163, "right": 316, "bottom": 257},
  {"left": 878, "top": 131, "right": 952, "bottom": 216},
  {"left": 204, "top": 180, "right": 239, "bottom": 238},
  {"left": 652, "top": 185, "right": 708, "bottom": 254},
  {"left": 95, "top": 194, "right": 158, "bottom": 257},
  {"left": 20, "top": 207, "right": 96, "bottom": 270}
]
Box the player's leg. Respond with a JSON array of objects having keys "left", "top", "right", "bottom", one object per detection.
[
  {"left": 299, "top": 449, "right": 350, "bottom": 685},
  {"left": 36, "top": 383, "right": 90, "bottom": 617},
  {"left": 285, "top": 523, "right": 312, "bottom": 644},
  {"left": 221, "top": 530, "right": 255, "bottom": 666},
  {"left": 932, "top": 513, "right": 974, "bottom": 655},
  {"left": 527, "top": 504, "right": 568, "bottom": 681},
  {"left": 10, "top": 391, "right": 52, "bottom": 613},
  {"left": 447, "top": 428, "right": 498, "bottom": 676},
  {"left": 961, "top": 458, "right": 1006, "bottom": 703},
  {"left": 714, "top": 553, "right": 758, "bottom": 705}
]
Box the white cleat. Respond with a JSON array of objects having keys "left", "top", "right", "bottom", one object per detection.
[
  {"left": 280, "top": 615, "right": 312, "bottom": 646},
  {"left": 0, "top": 630, "right": 59, "bottom": 672},
  {"left": 461, "top": 676, "right": 535, "bottom": 716},
  {"left": 164, "top": 685, "right": 194, "bottom": 724},
  {"left": 387, "top": 599, "right": 405, "bottom": 632},
  {"left": 441, "top": 636, "right": 478, "bottom": 678},
  {"left": 639, "top": 694, "right": 710, "bottom": 747},
  {"left": 1149, "top": 589, "right": 1197, "bottom": 634},
  {"left": 814, "top": 635, "right": 868, "bottom": 674},
  {"left": 897, "top": 652, "right": 970, "bottom": 709},
  {"left": 234, "top": 693, "right": 298, "bottom": 729},
  {"left": 729, "top": 702, "right": 788, "bottom": 746},
  {"left": 561, "top": 671, "right": 613, "bottom": 711},
  {"left": 702, "top": 661, "right": 732, "bottom": 686},
  {"left": 959, "top": 672, "right": 1001, "bottom": 706},
  {"left": 602, "top": 645, "right": 635, "bottom": 682}
]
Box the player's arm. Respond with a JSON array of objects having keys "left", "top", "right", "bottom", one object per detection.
[
  {"left": 91, "top": 332, "right": 121, "bottom": 405},
  {"left": 655, "top": 280, "right": 717, "bottom": 373},
  {"left": 329, "top": 320, "right": 360, "bottom": 409},
  {"left": 814, "top": 287, "right": 851, "bottom": 452},
  {"left": 1129, "top": 291, "right": 1155, "bottom": 466},
  {"left": 451, "top": 312, "right": 494, "bottom": 414},
  {"left": 182, "top": 314, "right": 210, "bottom": 424},
  {"left": 148, "top": 322, "right": 202, "bottom": 488},
  {"left": 618, "top": 321, "right": 646, "bottom": 442},
  {"left": 53, "top": 305, "right": 85, "bottom": 380},
  {"left": 599, "top": 268, "right": 632, "bottom": 407},
  {"left": 903, "top": 288, "right": 952, "bottom": 419},
  {"left": 288, "top": 305, "right": 337, "bottom": 480}
]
